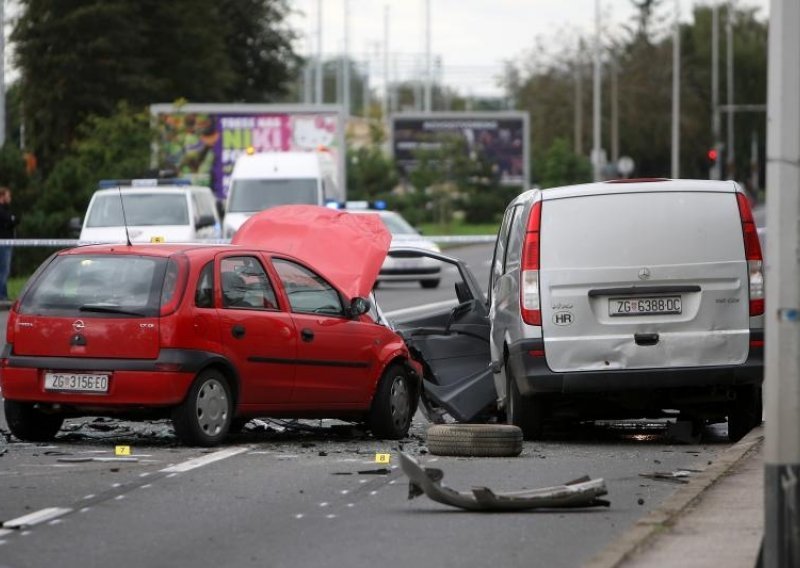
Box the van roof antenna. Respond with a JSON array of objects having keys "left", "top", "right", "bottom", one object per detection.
[{"left": 118, "top": 184, "right": 132, "bottom": 246}]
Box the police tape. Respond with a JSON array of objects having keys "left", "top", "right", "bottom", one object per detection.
[{"left": 0, "top": 235, "right": 497, "bottom": 247}]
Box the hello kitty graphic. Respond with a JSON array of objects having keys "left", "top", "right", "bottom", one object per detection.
[{"left": 291, "top": 115, "right": 337, "bottom": 151}]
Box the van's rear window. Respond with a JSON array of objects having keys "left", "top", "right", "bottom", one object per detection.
[
  {"left": 86, "top": 193, "right": 190, "bottom": 227},
  {"left": 19, "top": 255, "right": 168, "bottom": 317}
]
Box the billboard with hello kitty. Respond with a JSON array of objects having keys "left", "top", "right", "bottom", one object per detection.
[{"left": 151, "top": 104, "right": 345, "bottom": 199}]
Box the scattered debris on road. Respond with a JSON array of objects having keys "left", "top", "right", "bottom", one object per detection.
[
  {"left": 57, "top": 457, "right": 140, "bottom": 463},
  {"left": 638, "top": 470, "right": 692, "bottom": 484},
  {"left": 399, "top": 452, "right": 609, "bottom": 512}
]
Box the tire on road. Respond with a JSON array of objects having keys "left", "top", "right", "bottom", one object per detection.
[
  {"left": 426, "top": 424, "right": 523, "bottom": 457},
  {"left": 727, "top": 385, "right": 762, "bottom": 442},
  {"left": 369, "top": 363, "right": 415, "bottom": 439},
  {"left": 172, "top": 369, "right": 233, "bottom": 447},
  {"left": 506, "top": 365, "right": 546, "bottom": 441},
  {"left": 4, "top": 400, "right": 64, "bottom": 442}
]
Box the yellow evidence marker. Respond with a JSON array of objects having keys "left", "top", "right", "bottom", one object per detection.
[
  {"left": 375, "top": 453, "right": 391, "bottom": 464},
  {"left": 150, "top": 236, "right": 165, "bottom": 243},
  {"left": 115, "top": 445, "right": 132, "bottom": 456}
]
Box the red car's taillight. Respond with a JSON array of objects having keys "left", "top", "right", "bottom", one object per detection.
[
  {"left": 520, "top": 201, "right": 542, "bottom": 325},
  {"left": 160, "top": 255, "right": 190, "bottom": 316},
  {"left": 736, "top": 193, "right": 764, "bottom": 316}
]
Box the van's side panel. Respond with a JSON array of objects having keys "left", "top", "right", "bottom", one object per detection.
[{"left": 537, "top": 190, "right": 750, "bottom": 373}]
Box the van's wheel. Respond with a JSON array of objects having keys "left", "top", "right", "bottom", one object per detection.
[
  {"left": 506, "top": 366, "right": 545, "bottom": 440},
  {"left": 172, "top": 369, "right": 232, "bottom": 447},
  {"left": 426, "top": 424, "right": 523, "bottom": 457},
  {"left": 368, "top": 363, "right": 414, "bottom": 439},
  {"left": 420, "top": 279, "right": 440, "bottom": 289},
  {"left": 4, "top": 400, "right": 64, "bottom": 442},
  {"left": 727, "top": 385, "right": 762, "bottom": 442}
]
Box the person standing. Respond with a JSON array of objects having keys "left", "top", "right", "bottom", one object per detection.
[{"left": 0, "top": 187, "right": 19, "bottom": 301}]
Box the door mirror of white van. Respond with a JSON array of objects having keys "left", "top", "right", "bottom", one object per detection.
[
  {"left": 68, "top": 216, "right": 83, "bottom": 236},
  {"left": 196, "top": 214, "right": 217, "bottom": 230}
]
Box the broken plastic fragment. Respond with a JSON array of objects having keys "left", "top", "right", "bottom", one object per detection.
[{"left": 399, "top": 452, "right": 609, "bottom": 512}]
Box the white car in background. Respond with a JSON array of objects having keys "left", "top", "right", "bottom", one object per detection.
[
  {"left": 79, "top": 179, "right": 221, "bottom": 243},
  {"left": 349, "top": 207, "right": 442, "bottom": 288}
]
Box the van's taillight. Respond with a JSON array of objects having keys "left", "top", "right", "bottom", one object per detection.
[
  {"left": 521, "top": 201, "right": 543, "bottom": 325},
  {"left": 736, "top": 193, "right": 764, "bottom": 316}
]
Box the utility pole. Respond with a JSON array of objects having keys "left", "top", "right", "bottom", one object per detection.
[
  {"left": 424, "top": 0, "right": 432, "bottom": 112},
  {"left": 671, "top": 0, "right": 681, "bottom": 179},
  {"left": 343, "top": 0, "right": 350, "bottom": 117},
  {"left": 0, "top": 0, "right": 5, "bottom": 147},
  {"left": 383, "top": 5, "right": 390, "bottom": 122},
  {"left": 726, "top": 1, "right": 735, "bottom": 179},
  {"left": 611, "top": 56, "right": 619, "bottom": 164},
  {"left": 315, "top": 0, "right": 323, "bottom": 104},
  {"left": 711, "top": 3, "right": 722, "bottom": 180},
  {"left": 574, "top": 39, "right": 584, "bottom": 156},
  {"left": 592, "top": 0, "right": 604, "bottom": 182},
  {"left": 764, "top": 0, "right": 800, "bottom": 565}
]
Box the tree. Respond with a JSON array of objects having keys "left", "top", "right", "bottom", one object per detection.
[
  {"left": 218, "top": 0, "right": 302, "bottom": 102},
  {"left": 538, "top": 138, "right": 592, "bottom": 189},
  {"left": 11, "top": 0, "right": 300, "bottom": 171}
]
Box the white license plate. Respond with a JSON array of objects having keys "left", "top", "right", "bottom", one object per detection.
[
  {"left": 609, "top": 296, "right": 682, "bottom": 316},
  {"left": 44, "top": 372, "right": 109, "bottom": 393}
]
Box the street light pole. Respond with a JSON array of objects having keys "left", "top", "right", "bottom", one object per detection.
[
  {"left": 592, "top": 0, "right": 603, "bottom": 182},
  {"left": 671, "top": 0, "right": 681, "bottom": 179},
  {"left": 315, "top": 0, "right": 323, "bottom": 104},
  {"left": 764, "top": 0, "right": 800, "bottom": 565},
  {"left": 343, "top": 0, "right": 350, "bottom": 117},
  {"left": 726, "top": 1, "right": 735, "bottom": 179},
  {"left": 711, "top": 3, "right": 722, "bottom": 180},
  {"left": 0, "top": 0, "right": 6, "bottom": 147},
  {"left": 424, "top": 0, "right": 432, "bottom": 113}
]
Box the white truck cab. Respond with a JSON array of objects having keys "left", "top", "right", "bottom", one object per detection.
[{"left": 223, "top": 151, "right": 341, "bottom": 238}]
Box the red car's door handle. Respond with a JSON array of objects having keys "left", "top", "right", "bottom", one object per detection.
[
  {"left": 301, "top": 328, "right": 315, "bottom": 342},
  {"left": 231, "top": 325, "right": 246, "bottom": 339}
]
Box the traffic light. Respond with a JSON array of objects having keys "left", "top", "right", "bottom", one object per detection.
[{"left": 707, "top": 148, "right": 719, "bottom": 164}]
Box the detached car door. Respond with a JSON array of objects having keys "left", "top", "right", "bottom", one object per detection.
[
  {"left": 271, "top": 257, "right": 377, "bottom": 405},
  {"left": 216, "top": 254, "right": 297, "bottom": 406}
]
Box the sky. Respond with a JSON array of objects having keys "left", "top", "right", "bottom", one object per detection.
[
  {"left": 289, "top": 0, "right": 770, "bottom": 98},
  {"left": 1, "top": 1, "right": 771, "bottom": 97}
]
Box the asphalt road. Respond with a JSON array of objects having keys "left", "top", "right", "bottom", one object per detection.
[{"left": 0, "top": 243, "right": 738, "bottom": 568}]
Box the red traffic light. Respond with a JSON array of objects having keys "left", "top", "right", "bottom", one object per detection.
[{"left": 707, "top": 148, "right": 719, "bottom": 162}]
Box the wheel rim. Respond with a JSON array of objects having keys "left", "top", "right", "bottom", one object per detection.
[
  {"left": 195, "top": 378, "right": 229, "bottom": 437},
  {"left": 389, "top": 375, "right": 410, "bottom": 430}
]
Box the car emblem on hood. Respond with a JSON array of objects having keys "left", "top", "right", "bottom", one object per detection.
[
  {"left": 638, "top": 268, "right": 652, "bottom": 280},
  {"left": 73, "top": 320, "right": 85, "bottom": 331}
]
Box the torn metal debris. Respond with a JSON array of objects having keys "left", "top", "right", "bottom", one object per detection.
[
  {"left": 639, "top": 470, "right": 692, "bottom": 484},
  {"left": 399, "top": 452, "right": 609, "bottom": 512}
]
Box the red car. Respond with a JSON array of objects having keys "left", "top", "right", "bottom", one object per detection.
[{"left": 1, "top": 206, "right": 420, "bottom": 446}]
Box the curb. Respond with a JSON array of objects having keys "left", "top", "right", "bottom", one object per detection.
[{"left": 583, "top": 424, "right": 765, "bottom": 568}]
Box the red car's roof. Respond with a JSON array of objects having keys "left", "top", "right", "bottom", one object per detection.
[
  {"left": 233, "top": 205, "right": 391, "bottom": 299},
  {"left": 62, "top": 243, "right": 224, "bottom": 257}
]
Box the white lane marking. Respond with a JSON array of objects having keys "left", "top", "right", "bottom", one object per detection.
[
  {"left": 47, "top": 519, "right": 63, "bottom": 526},
  {"left": 340, "top": 489, "right": 350, "bottom": 495},
  {"left": 160, "top": 447, "right": 250, "bottom": 474},
  {"left": 295, "top": 514, "right": 304, "bottom": 519},
  {"left": 79, "top": 508, "right": 90, "bottom": 514},
  {"left": 326, "top": 514, "right": 337, "bottom": 519},
  {"left": 370, "top": 491, "right": 378, "bottom": 496},
  {"left": 319, "top": 502, "right": 329, "bottom": 508},
  {"left": 346, "top": 503, "right": 355, "bottom": 508},
  {"left": 141, "top": 484, "right": 152, "bottom": 489},
  {"left": 111, "top": 483, "right": 122, "bottom": 488},
  {"left": 114, "top": 495, "right": 125, "bottom": 501},
  {"left": 83, "top": 494, "right": 95, "bottom": 500},
  {"left": 385, "top": 299, "right": 458, "bottom": 319},
  {"left": 139, "top": 472, "right": 151, "bottom": 478},
  {"left": 0, "top": 529, "right": 13, "bottom": 537},
  {"left": 3, "top": 507, "right": 72, "bottom": 529}
]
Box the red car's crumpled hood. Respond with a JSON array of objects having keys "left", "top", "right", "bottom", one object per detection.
[{"left": 232, "top": 205, "right": 391, "bottom": 299}]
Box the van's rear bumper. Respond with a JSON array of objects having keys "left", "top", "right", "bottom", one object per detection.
[{"left": 508, "top": 330, "right": 764, "bottom": 396}]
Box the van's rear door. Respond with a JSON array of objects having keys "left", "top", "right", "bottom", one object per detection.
[{"left": 539, "top": 188, "right": 749, "bottom": 372}]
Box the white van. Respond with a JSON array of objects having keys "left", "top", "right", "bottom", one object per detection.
[
  {"left": 396, "top": 179, "right": 765, "bottom": 443},
  {"left": 222, "top": 151, "right": 341, "bottom": 238},
  {"left": 80, "top": 179, "right": 221, "bottom": 243}
]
